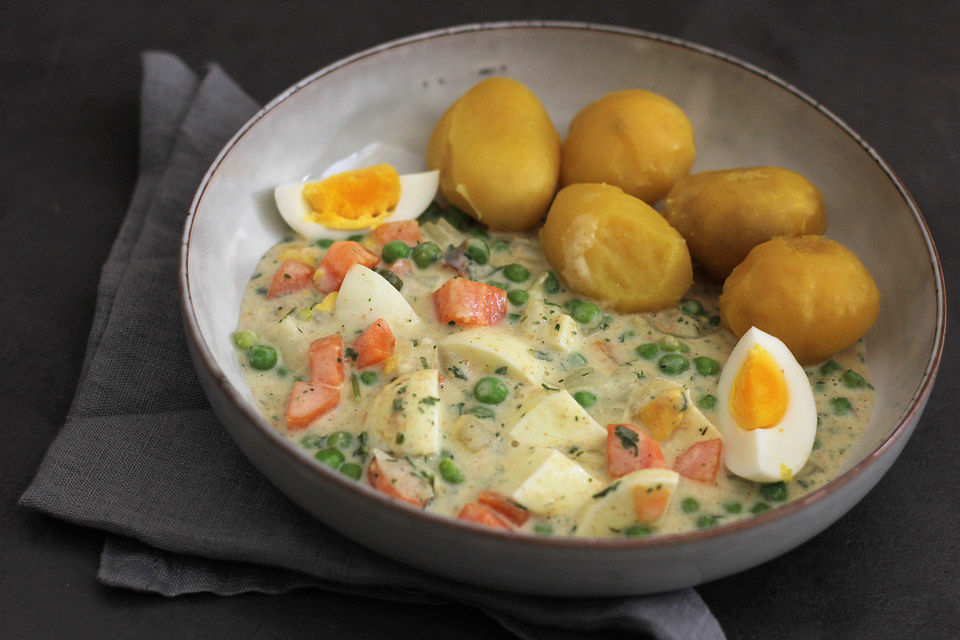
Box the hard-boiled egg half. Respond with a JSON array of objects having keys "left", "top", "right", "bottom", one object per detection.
[
  {"left": 275, "top": 142, "right": 439, "bottom": 240},
  {"left": 716, "top": 326, "right": 816, "bottom": 483}
]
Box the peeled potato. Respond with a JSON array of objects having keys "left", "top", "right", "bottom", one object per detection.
[
  {"left": 662, "top": 167, "right": 826, "bottom": 279},
  {"left": 560, "top": 90, "right": 695, "bottom": 204},
  {"left": 720, "top": 236, "right": 880, "bottom": 365},
  {"left": 540, "top": 183, "right": 692, "bottom": 311},
  {"left": 427, "top": 77, "right": 561, "bottom": 230}
]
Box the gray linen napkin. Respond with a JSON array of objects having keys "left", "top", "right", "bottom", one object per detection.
[{"left": 20, "top": 51, "right": 724, "bottom": 640}]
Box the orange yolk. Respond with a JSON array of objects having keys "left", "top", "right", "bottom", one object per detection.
[
  {"left": 302, "top": 164, "right": 401, "bottom": 229},
  {"left": 729, "top": 345, "right": 788, "bottom": 430}
]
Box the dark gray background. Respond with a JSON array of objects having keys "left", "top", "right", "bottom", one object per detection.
[{"left": 2, "top": 1, "right": 956, "bottom": 638}]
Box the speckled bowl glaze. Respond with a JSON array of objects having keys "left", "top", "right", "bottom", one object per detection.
[{"left": 180, "top": 22, "right": 945, "bottom": 596}]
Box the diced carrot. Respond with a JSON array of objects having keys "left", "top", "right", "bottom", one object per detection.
[
  {"left": 314, "top": 240, "right": 380, "bottom": 293},
  {"left": 477, "top": 491, "right": 529, "bottom": 526},
  {"left": 388, "top": 259, "right": 413, "bottom": 277},
  {"left": 353, "top": 319, "right": 395, "bottom": 369},
  {"left": 367, "top": 453, "right": 434, "bottom": 506},
  {"left": 458, "top": 503, "right": 512, "bottom": 530},
  {"left": 266, "top": 260, "right": 315, "bottom": 299},
  {"left": 372, "top": 220, "right": 422, "bottom": 247},
  {"left": 632, "top": 484, "right": 672, "bottom": 524},
  {"left": 606, "top": 424, "right": 667, "bottom": 477},
  {"left": 673, "top": 439, "right": 723, "bottom": 483},
  {"left": 308, "top": 334, "right": 344, "bottom": 386},
  {"left": 285, "top": 381, "right": 340, "bottom": 429},
  {"left": 431, "top": 278, "right": 507, "bottom": 326}
]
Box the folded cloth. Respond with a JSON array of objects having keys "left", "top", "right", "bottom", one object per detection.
[{"left": 20, "top": 51, "right": 725, "bottom": 640}]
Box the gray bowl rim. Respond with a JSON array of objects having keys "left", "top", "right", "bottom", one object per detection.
[{"left": 179, "top": 20, "right": 946, "bottom": 550}]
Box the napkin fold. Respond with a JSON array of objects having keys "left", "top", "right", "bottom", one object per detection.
[{"left": 20, "top": 51, "right": 724, "bottom": 640}]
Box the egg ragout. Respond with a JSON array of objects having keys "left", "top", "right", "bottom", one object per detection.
[{"left": 234, "top": 207, "right": 875, "bottom": 538}]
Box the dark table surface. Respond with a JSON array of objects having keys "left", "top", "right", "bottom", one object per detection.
[{"left": 2, "top": 1, "right": 957, "bottom": 639}]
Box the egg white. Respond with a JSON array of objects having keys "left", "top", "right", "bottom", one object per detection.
[
  {"left": 273, "top": 142, "right": 439, "bottom": 241},
  {"left": 716, "top": 326, "right": 817, "bottom": 483}
]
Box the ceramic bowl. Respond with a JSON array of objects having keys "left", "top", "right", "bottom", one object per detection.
[{"left": 180, "top": 22, "right": 945, "bottom": 596}]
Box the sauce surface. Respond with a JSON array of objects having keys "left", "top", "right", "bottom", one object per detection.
[{"left": 235, "top": 217, "right": 874, "bottom": 537}]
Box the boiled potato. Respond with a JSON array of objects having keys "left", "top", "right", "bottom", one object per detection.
[
  {"left": 540, "top": 183, "right": 693, "bottom": 311},
  {"left": 720, "top": 236, "right": 880, "bottom": 365},
  {"left": 426, "top": 77, "right": 561, "bottom": 230},
  {"left": 560, "top": 90, "right": 695, "bottom": 203},
  {"left": 662, "top": 167, "right": 826, "bottom": 279}
]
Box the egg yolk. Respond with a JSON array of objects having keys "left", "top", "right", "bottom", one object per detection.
[
  {"left": 638, "top": 388, "right": 687, "bottom": 441},
  {"left": 729, "top": 345, "right": 788, "bottom": 430},
  {"left": 302, "top": 164, "right": 401, "bottom": 229}
]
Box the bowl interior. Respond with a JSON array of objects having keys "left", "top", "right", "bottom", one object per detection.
[{"left": 185, "top": 25, "right": 940, "bottom": 510}]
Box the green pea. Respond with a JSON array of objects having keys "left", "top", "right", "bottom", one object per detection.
[
  {"left": 314, "top": 447, "right": 344, "bottom": 469},
  {"left": 573, "top": 390, "right": 597, "bottom": 408},
  {"left": 625, "top": 524, "right": 652, "bottom": 537},
  {"left": 464, "top": 238, "right": 490, "bottom": 264},
  {"left": 533, "top": 523, "right": 554, "bottom": 535},
  {"left": 698, "top": 394, "right": 717, "bottom": 410},
  {"left": 326, "top": 431, "right": 353, "bottom": 448},
  {"left": 694, "top": 356, "right": 720, "bottom": 376},
  {"left": 680, "top": 298, "right": 704, "bottom": 316},
  {"left": 374, "top": 267, "right": 403, "bottom": 291},
  {"left": 486, "top": 281, "right": 507, "bottom": 291},
  {"left": 381, "top": 240, "right": 411, "bottom": 263},
  {"left": 474, "top": 377, "right": 508, "bottom": 404},
  {"left": 339, "top": 462, "right": 363, "bottom": 480},
  {"left": 760, "top": 481, "right": 788, "bottom": 502},
  {"left": 315, "top": 238, "right": 334, "bottom": 249},
  {"left": 680, "top": 497, "right": 699, "bottom": 513},
  {"left": 360, "top": 371, "right": 378, "bottom": 385},
  {"left": 831, "top": 397, "right": 853, "bottom": 415},
  {"left": 507, "top": 289, "right": 529, "bottom": 306},
  {"left": 347, "top": 234, "right": 364, "bottom": 242},
  {"left": 276, "top": 366, "right": 288, "bottom": 377},
  {"left": 722, "top": 501, "right": 742, "bottom": 514},
  {"left": 503, "top": 263, "right": 531, "bottom": 283},
  {"left": 842, "top": 369, "right": 866, "bottom": 388},
  {"left": 658, "top": 354, "right": 690, "bottom": 376},
  {"left": 491, "top": 239, "right": 510, "bottom": 252},
  {"left": 232, "top": 330, "right": 259, "bottom": 350},
  {"left": 543, "top": 271, "right": 561, "bottom": 294},
  {"left": 439, "top": 458, "right": 464, "bottom": 484},
  {"left": 247, "top": 345, "right": 277, "bottom": 370},
  {"left": 570, "top": 300, "right": 601, "bottom": 324},
  {"left": 819, "top": 360, "right": 842, "bottom": 375},
  {"left": 411, "top": 241, "right": 442, "bottom": 268},
  {"left": 695, "top": 515, "right": 717, "bottom": 529},
  {"left": 658, "top": 341, "right": 689, "bottom": 353},
  {"left": 750, "top": 502, "right": 770, "bottom": 515},
  {"left": 636, "top": 343, "right": 659, "bottom": 360}
]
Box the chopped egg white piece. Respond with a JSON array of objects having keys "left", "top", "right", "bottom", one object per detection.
[
  {"left": 511, "top": 450, "right": 601, "bottom": 516},
  {"left": 576, "top": 468, "right": 680, "bottom": 536},
  {"left": 334, "top": 265, "right": 420, "bottom": 336},
  {"left": 510, "top": 389, "right": 607, "bottom": 451},
  {"left": 368, "top": 369, "right": 441, "bottom": 456}
]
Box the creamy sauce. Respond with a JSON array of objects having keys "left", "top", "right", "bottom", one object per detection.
[{"left": 236, "top": 218, "right": 874, "bottom": 537}]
